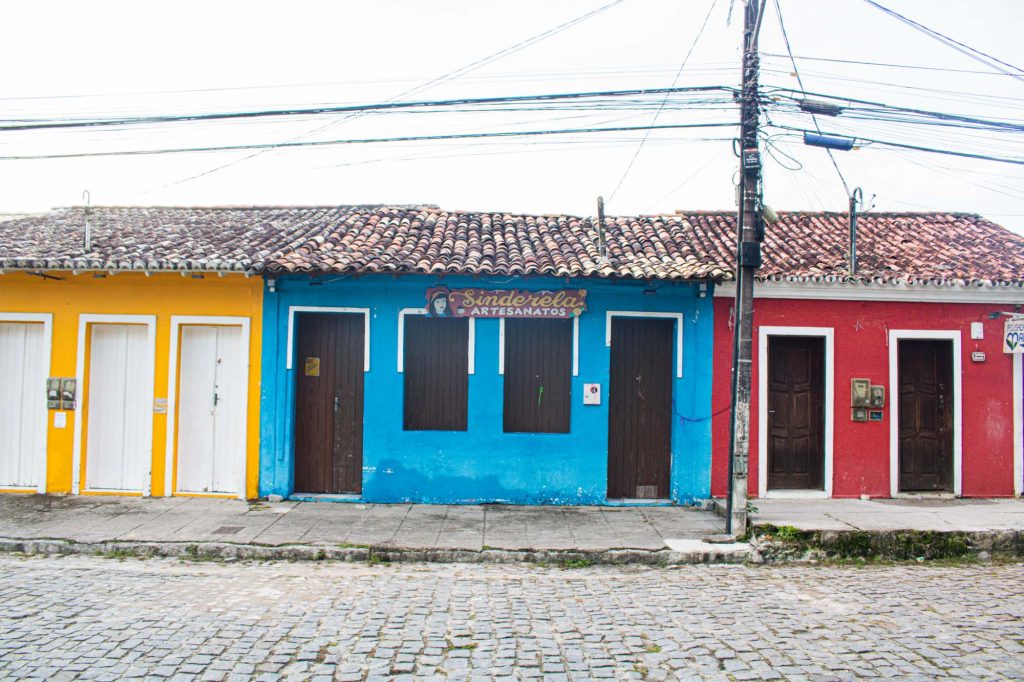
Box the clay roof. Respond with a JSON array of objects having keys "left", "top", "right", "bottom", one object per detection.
[
  {"left": 0, "top": 205, "right": 1020, "bottom": 288},
  {"left": 669, "top": 210, "right": 1024, "bottom": 288},
  {"left": 0, "top": 205, "right": 727, "bottom": 281}
]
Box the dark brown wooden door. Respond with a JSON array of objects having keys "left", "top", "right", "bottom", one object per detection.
[
  {"left": 294, "top": 313, "right": 365, "bottom": 494},
  {"left": 767, "top": 336, "right": 825, "bottom": 490},
  {"left": 898, "top": 339, "right": 953, "bottom": 492},
  {"left": 503, "top": 318, "right": 572, "bottom": 433},
  {"left": 607, "top": 317, "right": 673, "bottom": 499}
]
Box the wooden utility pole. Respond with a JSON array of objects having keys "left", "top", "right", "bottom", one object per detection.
[{"left": 725, "top": 0, "right": 766, "bottom": 535}]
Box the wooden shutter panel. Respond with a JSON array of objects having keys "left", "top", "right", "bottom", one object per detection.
[
  {"left": 403, "top": 316, "right": 469, "bottom": 431},
  {"left": 503, "top": 318, "right": 572, "bottom": 433}
]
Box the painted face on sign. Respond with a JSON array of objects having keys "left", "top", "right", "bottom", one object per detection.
[{"left": 430, "top": 292, "right": 450, "bottom": 316}]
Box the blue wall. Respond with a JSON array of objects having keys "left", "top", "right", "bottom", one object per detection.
[{"left": 259, "top": 274, "right": 715, "bottom": 505}]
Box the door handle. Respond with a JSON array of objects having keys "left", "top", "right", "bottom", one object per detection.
[{"left": 334, "top": 396, "right": 340, "bottom": 413}]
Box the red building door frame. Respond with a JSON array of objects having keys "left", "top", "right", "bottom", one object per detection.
[
  {"left": 757, "top": 326, "right": 835, "bottom": 499},
  {"left": 888, "top": 329, "right": 963, "bottom": 497}
]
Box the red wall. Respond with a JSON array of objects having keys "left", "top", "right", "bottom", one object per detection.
[{"left": 712, "top": 296, "right": 1020, "bottom": 498}]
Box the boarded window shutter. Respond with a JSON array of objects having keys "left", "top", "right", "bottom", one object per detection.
[
  {"left": 503, "top": 318, "right": 571, "bottom": 433},
  {"left": 403, "top": 316, "right": 469, "bottom": 431}
]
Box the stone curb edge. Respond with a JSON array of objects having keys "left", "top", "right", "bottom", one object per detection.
[{"left": 0, "top": 538, "right": 758, "bottom": 566}]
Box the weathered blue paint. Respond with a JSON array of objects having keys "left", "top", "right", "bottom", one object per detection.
[{"left": 259, "top": 274, "right": 715, "bottom": 505}]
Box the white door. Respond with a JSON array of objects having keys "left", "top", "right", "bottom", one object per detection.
[
  {"left": 0, "top": 322, "right": 47, "bottom": 489},
  {"left": 176, "top": 326, "right": 246, "bottom": 495},
  {"left": 85, "top": 324, "right": 150, "bottom": 491}
]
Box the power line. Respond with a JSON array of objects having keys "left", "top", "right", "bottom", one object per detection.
[
  {"left": 772, "top": 0, "right": 850, "bottom": 198},
  {"left": 768, "top": 123, "right": 1024, "bottom": 165},
  {"left": 606, "top": 0, "right": 719, "bottom": 203},
  {"left": 0, "top": 121, "right": 737, "bottom": 161},
  {"left": 0, "top": 86, "right": 736, "bottom": 132},
  {"left": 861, "top": 0, "right": 1024, "bottom": 83},
  {"left": 156, "top": 0, "right": 633, "bottom": 191},
  {"left": 762, "top": 52, "right": 1021, "bottom": 76}
]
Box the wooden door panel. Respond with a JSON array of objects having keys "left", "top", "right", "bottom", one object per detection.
[
  {"left": 898, "top": 340, "right": 953, "bottom": 492},
  {"left": 767, "top": 336, "right": 825, "bottom": 490},
  {"left": 607, "top": 317, "right": 673, "bottom": 499},
  {"left": 294, "top": 313, "right": 364, "bottom": 494}
]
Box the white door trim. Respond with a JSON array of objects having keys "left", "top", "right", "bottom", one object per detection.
[
  {"left": 1013, "top": 352, "right": 1022, "bottom": 497},
  {"left": 498, "top": 316, "right": 580, "bottom": 376},
  {"left": 757, "top": 326, "right": 835, "bottom": 499},
  {"left": 605, "top": 311, "right": 683, "bottom": 378},
  {"left": 72, "top": 314, "right": 157, "bottom": 495},
  {"left": 286, "top": 306, "right": 370, "bottom": 371},
  {"left": 165, "top": 316, "right": 251, "bottom": 499},
  {"left": 888, "top": 329, "right": 963, "bottom": 497},
  {"left": 398, "top": 308, "right": 475, "bottom": 374},
  {"left": 0, "top": 312, "right": 53, "bottom": 493}
]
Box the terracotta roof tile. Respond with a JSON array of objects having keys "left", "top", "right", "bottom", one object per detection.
[{"left": 0, "top": 205, "right": 1020, "bottom": 287}]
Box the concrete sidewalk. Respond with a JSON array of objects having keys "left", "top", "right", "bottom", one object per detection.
[
  {"left": 0, "top": 495, "right": 728, "bottom": 560},
  {"left": 752, "top": 497, "right": 1024, "bottom": 532}
]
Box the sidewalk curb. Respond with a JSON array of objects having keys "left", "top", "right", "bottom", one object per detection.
[
  {"left": 752, "top": 527, "right": 1024, "bottom": 562},
  {"left": 0, "top": 537, "right": 758, "bottom": 566}
]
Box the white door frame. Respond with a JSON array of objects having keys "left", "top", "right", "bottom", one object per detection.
[
  {"left": 605, "top": 311, "right": 684, "bottom": 378},
  {"left": 757, "top": 326, "right": 835, "bottom": 499},
  {"left": 72, "top": 314, "right": 157, "bottom": 495},
  {"left": 1013, "top": 352, "right": 1022, "bottom": 497},
  {"left": 888, "top": 329, "right": 963, "bottom": 497},
  {"left": 499, "top": 316, "right": 580, "bottom": 376},
  {"left": 165, "top": 316, "right": 251, "bottom": 499},
  {"left": 286, "top": 306, "right": 370, "bottom": 371},
  {"left": 0, "top": 312, "right": 53, "bottom": 493},
  {"left": 398, "top": 308, "right": 476, "bottom": 374}
]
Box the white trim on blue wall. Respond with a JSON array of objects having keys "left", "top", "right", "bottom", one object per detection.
[
  {"left": 498, "top": 316, "right": 580, "bottom": 377},
  {"left": 285, "top": 306, "right": 370, "bottom": 371},
  {"left": 605, "top": 311, "right": 683, "bottom": 378},
  {"left": 398, "top": 308, "right": 475, "bottom": 374}
]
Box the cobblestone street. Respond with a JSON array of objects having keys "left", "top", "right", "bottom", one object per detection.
[{"left": 0, "top": 555, "right": 1021, "bottom": 681}]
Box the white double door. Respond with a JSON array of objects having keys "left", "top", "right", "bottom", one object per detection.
[
  {"left": 86, "top": 324, "right": 151, "bottom": 491},
  {"left": 0, "top": 322, "right": 47, "bottom": 489},
  {"left": 175, "top": 326, "right": 246, "bottom": 496}
]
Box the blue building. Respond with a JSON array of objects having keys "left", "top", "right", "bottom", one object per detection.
[{"left": 257, "top": 207, "right": 722, "bottom": 505}]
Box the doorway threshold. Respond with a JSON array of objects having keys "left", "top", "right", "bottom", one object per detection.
[
  {"left": 763, "top": 490, "right": 828, "bottom": 500},
  {"left": 893, "top": 491, "right": 956, "bottom": 500},
  {"left": 605, "top": 498, "right": 673, "bottom": 507},
  {"left": 289, "top": 493, "right": 364, "bottom": 503}
]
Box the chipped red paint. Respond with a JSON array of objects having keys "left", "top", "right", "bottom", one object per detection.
[{"left": 712, "top": 296, "right": 1020, "bottom": 499}]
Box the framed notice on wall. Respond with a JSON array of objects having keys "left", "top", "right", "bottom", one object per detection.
[
  {"left": 425, "top": 287, "right": 587, "bottom": 319},
  {"left": 1004, "top": 317, "right": 1024, "bottom": 353}
]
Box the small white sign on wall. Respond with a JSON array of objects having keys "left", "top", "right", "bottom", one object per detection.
[
  {"left": 1004, "top": 317, "right": 1024, "bottom": 354},
  {"left": 583, "top": 383, "right": 601, "bottom": 405}
]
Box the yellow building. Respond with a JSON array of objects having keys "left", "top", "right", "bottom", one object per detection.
[{"left": 0, "top": 208, "right": 264, "bottom": 499}]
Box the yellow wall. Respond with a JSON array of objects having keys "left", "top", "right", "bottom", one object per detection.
[{"left": 0, "top": 271, "right": 263, "bottom": 498}]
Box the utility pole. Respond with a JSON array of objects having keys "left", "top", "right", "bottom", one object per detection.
[{"left": 725, "top": 0, "right": 766, "bottom": 535}]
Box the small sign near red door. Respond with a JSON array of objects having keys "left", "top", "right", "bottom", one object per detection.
[{"left": 425, "top": 287, "right": 587, "bottom": 319}]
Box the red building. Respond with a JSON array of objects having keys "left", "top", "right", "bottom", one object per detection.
[{"left": 699, "top": 211, "right": 1024, "bottom": 499}]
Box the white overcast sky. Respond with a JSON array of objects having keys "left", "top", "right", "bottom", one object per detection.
[{"left": 1, "top": 0, "right": 1022, "bottom": 233}]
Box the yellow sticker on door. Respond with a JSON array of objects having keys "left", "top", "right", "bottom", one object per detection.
[{"left": 304, "top": 357, "right": 320, "bottom": 376}]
